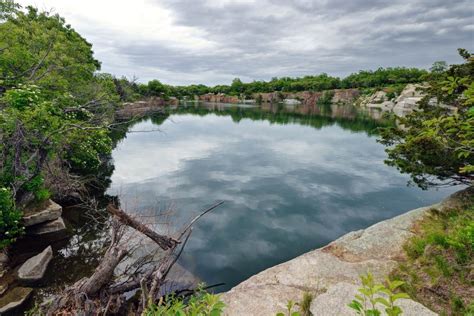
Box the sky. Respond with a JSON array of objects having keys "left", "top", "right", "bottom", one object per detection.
[{"left": 17, "top": 0, "right": 474, "bottom": 86}]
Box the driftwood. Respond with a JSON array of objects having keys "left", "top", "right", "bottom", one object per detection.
[{"left": 43, "top": 200, "right": 224, "bottom": 315}]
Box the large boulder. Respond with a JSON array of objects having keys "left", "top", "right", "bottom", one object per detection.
[
  {"left": 0, "top": 287, "right": 33, "bottom": 314},
  {"left": 28, "top": 217, "right": 66, "bottom": 235},
  {"left": 22, "top": 200, "right": 62, "bottom": 227},
  {"left": 17, "top": 246, "right": 53, "bottom": 282}
]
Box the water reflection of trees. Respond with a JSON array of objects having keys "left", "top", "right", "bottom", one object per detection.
[
  {"left": 109, "top": 102, "right": 392, "bottom": 140},
  {"left": 167, "top": 102, "right": 392, "bottom": 136}
]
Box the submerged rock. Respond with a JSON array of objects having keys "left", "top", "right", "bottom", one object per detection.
[
  {"left": 22, "top": 200, "right": 62, "bottom": 227},
  {"left": 0, "top": 287, "right": 33, "bottom": 314},
  {"left": 28, "top": 217, "right": 66, "bottom": 235},
  {"left": 17, "top": 246, "right": 53, "bottom": 282}
]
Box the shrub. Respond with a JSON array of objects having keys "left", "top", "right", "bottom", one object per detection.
[
  {"left": 348, "top": 272, "right": 409, "bottom": 316},
  {"left": 144, "top": 289, "right": 225, "bottom": 316},
  {"left": 393, "top": 205, "right": 474, "bottom": 314},
  {"left": 0, "top": 187, "right": 23, "bottom": 249}
]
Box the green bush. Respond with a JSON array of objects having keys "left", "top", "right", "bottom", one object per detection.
[
  {"left": 66, "top": 128, "right": 112, "bottom": 173},
  {"left": 393, "top": 205, "right": 474, "bottom": 314},
  {"left": 348, "top": 272, "right": 409, "bottom": 316},
  {"left": 144, "top": 289, "right": 225, "bottom": 316},
  {"left": 0, "top": 187, "right": 23, "bottom": 249}
]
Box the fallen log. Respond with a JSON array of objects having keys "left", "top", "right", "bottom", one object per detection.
[{"left": 106, "top": 204, "right": 180, "bottom": 250}]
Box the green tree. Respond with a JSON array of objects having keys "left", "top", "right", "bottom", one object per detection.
[
  {"left": 0, "top": 2, "right": 118, "bottom": 249},
  {"left": 379, "top": 49, "right": 474, "bottom": 189},
  {"left": 147, "top": 79, "right": 168, "bottom": 97},
  {"left": 430, "top": 61, "right": 448, "bottom": 74},
  {"left": 0, "top": 5, "right": 101, "bottom": 96}
]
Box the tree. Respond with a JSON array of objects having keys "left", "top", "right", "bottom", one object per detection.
[
  {"left": 430, "top": 61, "right": 448, "bottom": 74},
  {"left": 379, "top": 49, "right": 474, "bottom": 189},
  {"left": 0, "top": 5, "right": 101, "bottom": 96},
  {"left": 0, "top": 0, "right": 19, "bottom": 20},
  {"left": 147, "top": 79, "right": 168, "bottom": 97},
  {"left": 0, "top": 2, "right": 118, "bottom": 248},
  {"left": 230, "top": 77, "right": 244, "bottom": 95}
]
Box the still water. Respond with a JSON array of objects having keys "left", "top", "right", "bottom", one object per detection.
[{"left": 106, "top": 103, "right": 458, "bottom": 292}]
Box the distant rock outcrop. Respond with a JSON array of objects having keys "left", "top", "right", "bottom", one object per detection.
[
  {"left": 116, "top": 96, "right": 179, "bottom": 120},
  {"left": 359, "top": 84, "right": 427, "bottom": 116},
  {"left": 252, "top": 88, "right": 360, "bottom": 106},
  {"left": 198, "top": 93, "right": 240, "bottom": 103}
]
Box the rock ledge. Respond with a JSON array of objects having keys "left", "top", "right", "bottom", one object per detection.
[{"left": 222, "top": 188, "right": 472, "bottom": 315}]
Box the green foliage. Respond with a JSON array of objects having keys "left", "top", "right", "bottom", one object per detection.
[
  {"left": 316, "top": 90, "right": 335, "bottom": 106},
  {"left": 348, "top": 272, "right": 409, "bottom": 316},
  {"left": 66, "top": 128, "right": 112, "bottom": 173},
  {"left": 23, "top": 175, "right": 50, "bottom": 202},
  {"left": 379, "top": 49, "right": 474, "bottom": 188},
  {"left": 0, "top": 1, "right": 119, "bottom": 218},
  {"left": 341, "top": 67, "right": 427, "bottom": 89},
  {"left": 3, "top": 84, "right": 42, "bottom": 109},
  {"left": 0, "top": 5, "right": 100, "bottom": 95},
  {"left": 276, "top": 300, "right": 301, "bottom": 316},
  {"left": 0, "top": 0, "right": 19, "bottom": 20},
  {"left": 0, "top": 187, "right": 23, "bottom": 249},
  {"left": 144, "top": 289, "right": 225, "bottom": 316},
  {"left": 430, "top": 61, "right": 448, "bottom": 74},
  {"left": 394, "top": 204, "right": 474, "bottom": 314},
  {"left": 148, "top": 68, "right": 427, "bottom": 99}
]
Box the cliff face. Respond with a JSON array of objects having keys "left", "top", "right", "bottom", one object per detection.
[
  {"left": 221, "top": 188, "right": 472, "bottom": 316},
  {"left": 198, "top": 94, "right": 240, "bottom": 103},
  {"left": 359, "top": 84, "right": 427, "bottom": 117},
  {"left": 252, "top": 88, "right": 360, "bottom": 106}
]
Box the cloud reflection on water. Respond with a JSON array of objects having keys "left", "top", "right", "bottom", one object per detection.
[{"left": 108, "top": 111, "right": 459, "bottom": 291}]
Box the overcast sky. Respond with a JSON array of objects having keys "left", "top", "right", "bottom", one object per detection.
[{"left": 17, "top": 0, "right": 474, "bottom": 86}]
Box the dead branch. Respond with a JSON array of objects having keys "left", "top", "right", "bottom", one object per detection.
[
  {"left": 44, "top": 200, "right": 224, "bottom": 315},
  {"left": 106, "top": 204, "right": 180, "bottom": 250}
]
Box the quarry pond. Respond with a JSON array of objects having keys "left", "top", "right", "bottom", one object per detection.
[{"left": 104, "top": 102, "right": 458, "bottom": 292}]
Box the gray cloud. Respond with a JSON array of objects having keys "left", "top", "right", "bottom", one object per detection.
[{"left": 21, "top": 0, "right": 474, "bottom": 85}]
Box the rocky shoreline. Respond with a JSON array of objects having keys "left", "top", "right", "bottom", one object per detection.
[
  {"left": 116, "top": 83, "right": 430, "bottom": 121},
  {"left": 221, "top": 187, "right": 472, "bottom": 316},
  {"left": 0, "top": 200, "right": 66, "bottom": 313}
]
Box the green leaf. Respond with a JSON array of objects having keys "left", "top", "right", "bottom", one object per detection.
[
  {"left": 374, "top": 297, "right": 390, "bottom": 307},
  {"left": 391, "top": 293, "right": 410, "bottom": 301},
  {"left": 348, "top": 300, "right": 363, "bottom": 313}
]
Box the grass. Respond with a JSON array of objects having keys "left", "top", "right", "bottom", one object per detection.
[{"left": 391, "top": 204, "right": 474, "bottom": 315}]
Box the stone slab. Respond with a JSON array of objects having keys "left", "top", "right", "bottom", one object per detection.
[
  {"left": 0, "top": 287, "right": 33, "bottom": 314},
  {"left": 22, "top": 200, "right": 62, "bottom": 227},
  {"left": 28, "top": 217, "right": 66, "bottom": 235},
  {"left": 17, "top": 246, "right": 53, "bottom": 282}
]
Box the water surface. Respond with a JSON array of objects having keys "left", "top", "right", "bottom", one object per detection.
[{"left": 107, "top": 103, "right": 457, "bottom": 291}]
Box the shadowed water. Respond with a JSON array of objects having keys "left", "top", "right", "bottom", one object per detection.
[{"left": 106, "top": 103, "right": 458, "bottom": 292}]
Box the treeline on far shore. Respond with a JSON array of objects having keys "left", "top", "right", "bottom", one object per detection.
[{"left": 117, "top": 67, "right": 432, "bottom": 101}]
